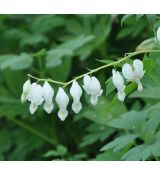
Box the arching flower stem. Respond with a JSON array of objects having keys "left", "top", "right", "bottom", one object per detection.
[{"left": 28, "top": 49, "right": 160, "bottom": 88}]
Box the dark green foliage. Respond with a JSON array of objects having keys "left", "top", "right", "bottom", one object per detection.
[{"left": 0, "top": 14, "right": 160, "bottom": 160}]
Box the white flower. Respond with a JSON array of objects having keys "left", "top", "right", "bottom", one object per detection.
[
  {"left": 122, "top": 59, "right": 145, "bottom": 91},
  {"left": 112, "top": 69, "right": 126, "bottom": 101},
  {"left": 56, "top": 87, "right": 69, "bottom": 121},
  {"left": 83, "top": 75, "right": 103, "bottom": 105},
  {"left": 42, "top": 81, "right": 54, "bottom": 114},
  {"left": 28, "top": 83, "right": 44, "bottom": 114},
  {"left": 157, "top": 27, "right": 160, "bottom": 42},
  {"left": 70, "top": 81, "right": 82, "bottom": 113},
  {"left": 21, "top": 79, "right": 31, "bottom": 103}
]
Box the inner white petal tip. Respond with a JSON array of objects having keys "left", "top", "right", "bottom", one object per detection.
[
  {"left": 72, "top": 102, "right": 82, "bottom": 113},
  {"left": 58, "top": 109, "right": 68, "bottom": 121}
]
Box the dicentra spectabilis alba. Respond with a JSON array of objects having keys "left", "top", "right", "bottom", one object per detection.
[
  {"left": 21, "top": 79, "right": 31, "bottom": 103},
  {"left": 83, "top": 75, "right": 103, "bottom": 105},
  {"left": 42, "top": 81, "right": 54, "bottom": 114},
  {"left": 70, "top": 80, "right": 82, "bottom": 113},
  {"left": 122, "top": 59, "right": 145, "bottom": 91},
  {"left": 157, "top": 27, "right": 160, "bottom": 42},
  {"left": 28, "top": 83, "right": 44, "bottom": 114},
  {"left": 56, "top": 87, "right": 69, "bottom": 121},
  {"left": 112, "top": 69, "right": 126, "bottom": 102}
]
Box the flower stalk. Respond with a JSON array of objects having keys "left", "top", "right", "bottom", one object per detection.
[{"left": 28, "top": 49, "right": 160, "bottom": 88}]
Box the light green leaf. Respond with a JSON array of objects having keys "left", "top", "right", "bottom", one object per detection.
[
  {"left": 130, "top": 87, "right": 160, "bottom": 99},
  {"left": 0, "top": 53, "right": 33, "bottom": 70},
  {"left": 46, "top": 48, "right": 73, "bottom": 67},
  {"left": 101, "top": 134, "right": 138, "bottom": 152},
  {"left": 108, "top": 111, "right": 147, "bottom": 132},
  {"left": 96, "top": 150, "right": 121, "bottom": 161}
]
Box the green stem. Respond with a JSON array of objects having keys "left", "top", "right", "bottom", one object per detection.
[
  {"left": 10, "top": 118, "right": 57, "bottom": 146},
  {"left": 28, "top": 49, "right": 160, "bottom": 87}
]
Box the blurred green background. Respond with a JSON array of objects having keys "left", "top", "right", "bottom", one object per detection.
[{"left": 0, "top": 14, "right": 160, "bottom": 161}]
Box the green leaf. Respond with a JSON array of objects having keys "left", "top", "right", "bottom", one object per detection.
[
  {"left": 0, "top": 53, "right": 33, "bottom": 70},
  {"left": 56, "top": 145, "right": 68, "bottom": 156},
  {"left": 108, "top": 111, "right": 147, "bottom": 132},
  {"left": 80, "top": 124, "right": 114, "bottom": 148},
  {"left": 136, "top": 38, "right": 156, "bottom": 51},
  {"left": 130, "top": 87, "right": 160, "bottom": 99},
  {"left": 46, "top": 48, "right": 73, "bottom": 68},
  {"left": 59, "top": 34, "right": 95, "bottom": 51},
  {"left": 136, "top": 14, "right": 144, "bottom": 20},
  {"left": 47, "top": 56, "right": 72, "bottom": 81},
  {"left": 121, "top": 15, "right": 133, "bottom": 26},
  {"left": 101, "top": 134, "right": 138, "bottom": 152},
  {"left": 96, "top": 150, "right": 121, "bottom": 161},
  {"left": 81, "top": 96, "right": 126, "bottom": 125},
  {"left": 146, "top": 15, "right": 156, "bottom": 25},
  {"left": 20, "top": 35, "right": 48, "bottom": 48},
  {"left": 44, "top": 150, "right": 59, "bottom": 157},
  {"left": 105, "top": 77, "right": 116, "bottom": 96},
  {"left": 31, "top": 15, "right": 65, "bottom": 34},
  {"left": 121, "top": 145, "right": 147, "bottom": 160}
]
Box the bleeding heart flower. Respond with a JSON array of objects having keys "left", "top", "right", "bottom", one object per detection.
[
  {"left": 112, "top": 69, "right": 126, "bottom": 101},
  {"left": 42, "top": 81, "right": 54, "bottom": 114},
  {"left": 56, "top": 87, "right": 69, "bottom": 121},
  {"left": 122, "top": 59, "right": 145, "bottom": 91},
  {"left": 70, "top": 80, "right": 82, "bottom": 113},
  {"left": 83, "top": 75, "right": 103, "bottom": 105}
]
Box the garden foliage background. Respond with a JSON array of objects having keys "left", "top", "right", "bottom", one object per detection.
[{"left": 0, "top": 14, "right": 160, "bottom": 161}]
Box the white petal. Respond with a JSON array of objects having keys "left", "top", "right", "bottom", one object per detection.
[
  {"left": 83, "top": 75, "right": 91, "bottom": 87},
  {"left": 43, "top": 81, "right": 54, "bottom": 103},
  {"left": 28, "top": 83, "right": 44, "bottom": 105},
  {"left": 83, "top": 75, "right": 92, "bottom": 94},
  {"left": 23, "top": 79, "right": 31, "bottom": 93},
  {"left": 137, "top": 81, "right": 143, "bottom": 91},
  {"left": 72, "top": 101, "right": 82, "bottom": 113},
  {"left": 29, "top": 103, "right": 38, "bottom": 114},
  {"left": 117, "top": 89, "right": 125, "bottom": 102},
  {"left": 28, "top": 83, "right": 37, "bottom": 102},
  {"left": 21, "top": 93, "right": 27, "bottom": 103},
  {"left": 122, "top": 63, "right": 135, "bottom": 81},
  {"left": 56, "top": 87, "right": 69, "bottom": 109},
  {"left": 57, "top": 109, "right": 68, "bottom": 121},
  {"left": 157, "top": 27, "right": 160, "bottom": 42},
  {"left": 112, "top": 69, "right": 124, "bottom": 90},
  {"left": 44, "top": 102, "right": 54, "bottom": 114},
  {"left": 90, "top": 76, "right": 101, "bottom": 94},
  {"left": 34, "top": 85, "right": 44, "bottom": 105},
  {"left": 70, "top": 81, "right": 82, "bottom": 101},
  {"left": 97, "top": 89, "right": 103, "bottom": 96},
  {"left": 90, "top": 95, "right": 98, "bottom": 105},
  {"left": 133, "top": 59, "right": 145, "bottom": 79}
]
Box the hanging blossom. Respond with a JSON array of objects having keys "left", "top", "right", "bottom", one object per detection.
[
  {"left": 83, "top": 75, "right": 103, "bottom": 105},
  {"left": 56, "top": 87, "right": 69, "bottom": 121},
  {"left": 42, "top": 81, "right": 54, "bottom": 114},
  {"left": 157, "top": 26, "right": 160, "bottom": 42},
  {"left": 70, "top": 80, "right": 82, "bottom": 113},
  {"left": 21, "top": 79, "right": 31, "bottom": 103},
  {"left": 27, "top": 83, "right": 44, "bottom": 114},
  {"left": 112, "top": 69, "right": 126, "bottom": 102},
  {"left": 122, "top": 59, "right": 145, "bottom": 91}
]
